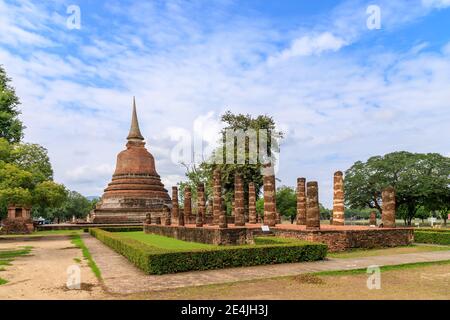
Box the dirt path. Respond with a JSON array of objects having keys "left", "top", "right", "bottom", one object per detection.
[
  {"left": 83, "top": 234, "right": 450, "bottom": 295},
  {"left": 0, "top": 237, "right": 106, "bottom": 299}
]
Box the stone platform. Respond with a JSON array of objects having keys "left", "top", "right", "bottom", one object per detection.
[
  {"left": 144, "top": 223, "right": 414, "bottom": 251},
  {"left": 270, "top": 224, "right": 414, "bottom": 252},
  {"left": 144, "top": 224, "right": 255, "bottom": 245}
]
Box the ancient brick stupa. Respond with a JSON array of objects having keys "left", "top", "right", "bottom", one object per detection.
[{"left": 90, "top": 98, "right": 171, "bottom": 223}]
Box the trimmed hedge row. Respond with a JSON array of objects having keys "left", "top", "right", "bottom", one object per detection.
[
  {"left": 414, "top": 231, "right": 450, "bottom": 245},
  {"left": 98, "top": 227, "right": 143, "bottom": 233},
  {"left": 90, "top": 228, "right": 327, "bottom": 274},
  {"left": 415, "top": 228, "right": 450, "bottom": 233}
]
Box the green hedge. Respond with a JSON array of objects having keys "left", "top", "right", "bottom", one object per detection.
[
  {"left": 414, "top": 231, "right": 450, "bottom": 245},
  {"left": 415, "top": 228, "right": 450, "bottom": 233},
  {"left": 90, "top": 228, "right": 327, "bottom": 275},
  {"left": 97, "top": 226, "right": 143, "bottom": 233}
]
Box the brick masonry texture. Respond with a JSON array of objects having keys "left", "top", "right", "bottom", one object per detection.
[
  {"left": 271, "top": 227, "right": 414, "bottom": 252},
  {"left": 144, "top": 224, "right": 255, "bottom": 245},
  {"left": 382, "top": 186, "right": 396, "bottom": 227},
  {"left": 296, "top": 178, "right": 307, "bottom": 225},
  {"left": 306, "top": 181, "right": 320, "bottom": 230},
  {"left": 332, "top": 171, "right": 345, "bottom": 226}
]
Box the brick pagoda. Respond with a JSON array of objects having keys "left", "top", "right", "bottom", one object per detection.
[{"left": 90, "top": 98, "right": 171, "bottom": 223}]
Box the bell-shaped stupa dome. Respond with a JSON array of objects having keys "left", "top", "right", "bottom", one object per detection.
[{"left": 91, "top": 98, "right": 171, "bottom": 223}]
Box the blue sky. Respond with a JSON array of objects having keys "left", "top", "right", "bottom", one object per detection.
[{"left": 1, "top": 0, "right": 450, "bottom": 208}]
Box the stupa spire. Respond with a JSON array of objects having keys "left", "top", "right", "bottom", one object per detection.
[{"left": 127, "top": 96, "right": 144, "bottom": 141}]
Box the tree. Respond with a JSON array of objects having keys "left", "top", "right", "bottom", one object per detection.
[
  {"left": 32, "top": 181, "right": 68, "bottom": 220},
  {"left": 57, "top": 191, "right": 93, "bottom": 221},
  {"left": 10, "top": 143, "right": 53, "bottom": 183},
  {"left": 0, "top": 162, "right": 35, "bottom": 215},
  {"left": 180, "top": 111, "right": 284, "bottom": 215},
  {"left": 276, "top": 186, "right": 296, "bottom": 223},
  {"left": 345, "top": 152, "right": 450, "bottom": 225},
  {"left": 0, "top": 65, "right": 24, "bottom": 143},
  {"left": 319, "top": 204, "right": 331, "bottom": 220},
  {"left": 256, "top": 198, "right": 264, "bottom": 218}
]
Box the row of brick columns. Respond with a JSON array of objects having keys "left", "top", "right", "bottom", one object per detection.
[
  {"left": 168, "top": 169, "right": 396, "bottom": 229},
  {"left": 296, "top": 178, "right": 321, "bottom": 229}
]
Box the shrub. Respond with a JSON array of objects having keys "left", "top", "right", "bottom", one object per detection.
[
  {"left": 90, "top": 228, "right": 327, "bottom": 275},
  {"left": 414, "top": 231, "right": 450, "bottom": 245}
]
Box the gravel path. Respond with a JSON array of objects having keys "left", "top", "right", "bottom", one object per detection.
[
  {"left": 0, "top": 237, "right": 105, "bottom": 299},
  {"left": 83, "top": 234, "right": 450, "bottom": 295}
]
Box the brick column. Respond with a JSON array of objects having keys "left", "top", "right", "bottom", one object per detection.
[
  {"left": 263, "top": 174, "right": 276, "bottom": 227},
  {"left": 219, "top": 202, "right": 228, "bottom": 228},
  {"left": 369, "top": 211, "right": 377, "bottom": 226},
  {"left": 248, "top": 182, "right": 257, "bottom": 224},
  {"left": 171, "top": 186, "right": 179, "bottom": 221},
  {"left": 306, "top": 181, "right": 320, "bottom": 230},
  {"left": 382, "top": 186, "right": 396, "bottom": 228},
  {"left": 178, "top": 207, "right": 185, "bottom": 226},
  {"left": 184, "top": 186, "right": 192, "bottom": 224},
  {"left": 196, "top": 183, "right": 205, "bottom": 227},
  {"left": 164, "top": 206, "right": 171, "bottom": 226},
  {"left": 234, "top": 173, "right": 245, "bottom": 226},
  {"left": 296, "top": 178, "right": 307, "bottom": 225},
  {"left": 332, "top": 171, "right": 345, "bottom": 226},
  {"left": 213, "top": 168, "right": 224, "bottom": 226},
  {"left": 207, "top": 199, "right": 214, "bottom": 226}
]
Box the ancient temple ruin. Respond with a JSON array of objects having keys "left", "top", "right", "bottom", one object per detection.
[{"left": 90, "top": 98, "right": 171, "bottom": 223}]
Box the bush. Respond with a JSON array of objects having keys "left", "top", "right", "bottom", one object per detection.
[
  {"left": 97, "top": 226, "right": 143, "bottom": 233},
  {"left": 90, "top": 228, "right": 327, "bottom": 275},
  {"left": 414, "top": 231, "right": 450, "bottom": 245}
]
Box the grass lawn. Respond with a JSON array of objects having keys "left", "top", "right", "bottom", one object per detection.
[
  {"left": 117, "top": 232, "right": 218, "bottom": 250},
  {"left": 329, "top": 244, "right": 450, "bottom": 259},
  {"left": 115, "top": 231, "right": 301, "bottom": 251},
  {"left": 0, "top": 246, "right": 33, "bottom": 285},
  {"left": 71, "top": 235, "right": 101, "bottom": 280},
  {"left": 124, "top": 259, "right": 450, "bottom": 300}
]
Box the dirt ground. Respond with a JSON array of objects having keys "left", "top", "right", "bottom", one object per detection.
[
  {"left": 127, "top": 264, "right": 450, "bottom": 300},
  {"left": 0, "top": 237, "right": 105, "bottom": 299},
  {"left": 0, "top": 236, "right": 449, "bottom": 300}
]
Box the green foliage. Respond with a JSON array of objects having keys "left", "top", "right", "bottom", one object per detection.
[
  {"left": 276, "top": 186, "right": 296, "bottom": 222},
  {"left": 90, "top": 228, "right": 327, "bottom": 275},
  {"left": 177, "top": 111, "right": 283, "bottom": 215},
  {"left": 345, "top": 152, "right": 450, "bottom": 225},
  {"left": 55, "top": 191, "right": 92, "bottom": 221},
  {"left": 0, "top": 65, "right": 24, "bottom": 143},
  {"left": 10, "top": 142, "right": 53, "bottom": 183},
  {"left": 256, "top": 198, "right": 264, "bottom": 217},
  {"left": 414, "top": 230, "right": 450, "bottom": 245},
  {"left": 32, "top": 181, "right": 68, "bottom": 213}
]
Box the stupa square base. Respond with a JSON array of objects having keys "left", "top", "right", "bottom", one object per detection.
[{"left": 144, "top": 223, "right": 414, "bottom": 251}]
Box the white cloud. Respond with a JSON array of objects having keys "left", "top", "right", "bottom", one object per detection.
[
  {"left": 2, "top": 0, "right": 450, "bottom": 208},
  {"left": 270, "top": 32, "right": 347, "bottom": 63},
  {"left": 422, "top": 0, "right": 450, "bottom": 8}
]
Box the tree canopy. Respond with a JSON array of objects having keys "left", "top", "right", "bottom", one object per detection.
[
  {"left": 0, "top": 67, "right": 91, "bottom": 222},
  {"left": 345, "top": 151, "right": 450, "bottom": 225},
  {"left": 178, "top": 111, "right": 283, "bottom": 214},
  {"left": 0, "top": 65, "right": 24, "bottom": 143}
]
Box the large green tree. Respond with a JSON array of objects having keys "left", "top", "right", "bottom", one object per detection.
[
  {"left": 0, "top": 65, "right": 24, "bottom": 143},
  {"left": 345, "top": 152, "right": 450, "bottom": 225},
  {"left": 179, "top": 111, "right": 283, "bottom": 214},
  {"left": 276, "top": 186, "right": 296, "bottom": 223}
]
